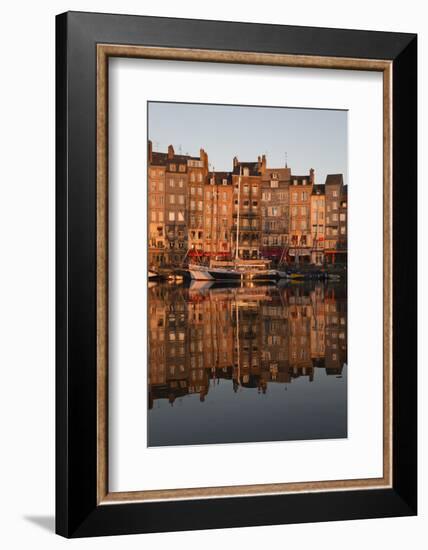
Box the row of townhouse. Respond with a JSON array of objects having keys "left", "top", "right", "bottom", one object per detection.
[{"left": 148, "top": 141, "right": 347, "bottom": 268}]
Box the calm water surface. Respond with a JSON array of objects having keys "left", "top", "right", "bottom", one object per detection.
[{"left": 148, "top": 280, "right": 347, "bottom": 446}]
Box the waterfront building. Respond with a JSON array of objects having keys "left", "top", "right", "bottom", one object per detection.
[
  {"left": 324, "top": 174, "right": 346, "bottom": 264},
  {"left": 148, "top": 141, "right": 167, "bottom": 269},
  {"left": 231, "top": 156, "right": 264, "bottom": 259},
  {"left": 338, "top": 185, "right": 348, "bottom": 262},
  {"left": 311, "top": 184, "right": 326, "bottom": 265},
  {"left": 164, "top": 145, "right": 189, "bottom": 266},
  {"left": 288, "top": 169, "right": 315, "bottom": 263},
  {"left": 149, "top": 141, "right": 346, "bottom": 269},
  {"left": 187, "top": 148, "right": 209, "bottom": 257},
  {"left": 203, "top": 172, "right": 233, "bottom": 258},
  {"left": 260, "top": 165, "right": 291, "bottom": 263}
]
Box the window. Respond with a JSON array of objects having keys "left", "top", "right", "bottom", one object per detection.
[
  {"left": 243, "top": 167, "right": 249, "bottom": 176},
  {"left": 292, "top": 192, "right": 298, "bottom": 202},
  {"left": 170, "top": 164, "right": 176, "bottom": 171},
  {"left": 243, "top": 184, "right": 249, "bottom": 194},
  {"left": 169, "top": 195, "right": 175, "bottom": 204},
  {"left": 190, "top": 187, "right": 195, "bottom": 195},
  {"left": 301, "top": 220, "right": 307, "bottom": 230},
  {"left": 340, "top": 226, "right": 346, "bottom": 234},
  {"left": 333, "top": 201, "right": 338, "bottom": 209},
  {"left": 168, "top": 212, "right": 175, "bottom": 222},
  {"left": 197, "top": 173, "right": 203, "bottom": 182},
  {"left": 302, "top": 179, "right": 307, "bottom": 185},
  {"left": 301, "top": 206, "right": 307, "bottom": 216},
  {"left": 178, "top": 212, "right": 184, "bottom": 222},
  {"left": 151, "top": 211, "right": 156, "bottom": 222},
  {"left": 252, "top": 201, "right": 258, "bottom": 207},
  {"left": 190, "top": 173, "right": 195, "bottom": 182},
  {"left": 206, "top": 191, "right": 211, "bottom": 200},
  {"left": 198, "top": 201, "right": 203, "bottom": 211},
  {"left": 340, "top": 213, "right": 346, "bottom": 221},
  {"left": 179, "top": 164, "right": 186, "bottom": 172},
  {"left": 158, "top": 211, "right": 164, "bottom": 222},
  {"left": 302, "top": 192, "right": 308, "bottom": 201},
  {"left": 252, "top": 186, "right": 258, "bottom": 195},
  {"left": 178, "top": 179, "right": 184, "bottom": 188},
  {"left": 178, "top": 195, "right": 184, "bottom": 205},
  {"left": 169, "top": 179, "right": 174, "bottom": 188},
  {"left": 333, "top": 190, "right": 338, "bottom": 197}
]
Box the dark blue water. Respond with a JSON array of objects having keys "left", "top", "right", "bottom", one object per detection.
[{"left": 148, "top": 281, "right": 347, "bottom": 446}]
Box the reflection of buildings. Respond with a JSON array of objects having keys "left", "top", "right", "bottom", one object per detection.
[{"left": 148, "top": 283, "right": 347, "bottom": 407}]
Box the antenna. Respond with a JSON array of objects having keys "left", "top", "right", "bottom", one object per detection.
[{"left": 285, "top": 152, "right": 288, "bottom": 168}]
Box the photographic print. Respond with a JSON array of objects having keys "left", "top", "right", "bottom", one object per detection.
[{"left": 147, "top": 102, "right": 348, "bottom": 447}]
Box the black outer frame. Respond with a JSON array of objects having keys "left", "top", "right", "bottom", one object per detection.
[{"left": 56, "top": 11, "right": 417, "bottom": 538}]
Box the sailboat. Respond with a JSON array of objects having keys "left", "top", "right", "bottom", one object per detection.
[{"left": 188, "top": 167, "right": 277, "bottom": 281}]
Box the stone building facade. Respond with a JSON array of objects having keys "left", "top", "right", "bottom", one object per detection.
[
  {"left": 232, "top": 157, "right": 263, "bottom": 259},
  {"left": 325, "top": 174, "right": 347, "bottom": 264},
  {"left": 288, "top": 169, "right": 315, "bottom": 263},
  {"left": 203, "top": 172, "right": 233, "bottom": 258},
  {"left": 260, "top": 165, "right": 291, "bottom": 262}
]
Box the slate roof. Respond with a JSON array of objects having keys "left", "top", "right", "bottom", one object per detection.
[{"left": 325, "top": 174, "right": 344, "bottom": 186}]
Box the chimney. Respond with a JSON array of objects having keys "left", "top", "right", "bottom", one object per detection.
[
  {"left": 148, "top": 140, "right": 152, "bottom": 163},
  {"left": 167, "top": 144, "right": 175, "bottom": 159},
  {"left": 200, "top": 148, "right": 208, "bottom": 169},
  {"left": 233, "top": 156, "right": 238, "bottom": 168},
  {"left": 261, "top": 154, "right": 267, "bottom": 172},
  {"left": 310, "top": 168, "right": 315, "bottom": 184}
]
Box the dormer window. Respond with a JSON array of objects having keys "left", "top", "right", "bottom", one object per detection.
[
  {"left": 293, "top": 179, "right": 298, "bottom": 185},
  {"left": 170, "top": 164, "right": 176, "bottom": 171},
  {"left": 243, "top": 167, "right": 249, "bottom": 176},
  {"left": 302, "top": 179, "right": 307, "bottom": 185}
]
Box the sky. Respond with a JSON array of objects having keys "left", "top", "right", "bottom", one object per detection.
[{"left": 148, "top": 102, "right": 347, "bottom": 186}]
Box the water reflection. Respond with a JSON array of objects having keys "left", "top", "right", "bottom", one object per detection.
[{"left": 148, "top": 281, "right": 347, "bottom": 446}]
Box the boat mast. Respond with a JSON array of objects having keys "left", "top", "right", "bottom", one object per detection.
[{"left": 235, "top": 166, "right": 242, "bottom": 262}]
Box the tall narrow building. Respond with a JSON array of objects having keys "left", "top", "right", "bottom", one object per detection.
[
  {"left": 260, "top": 164, "right": 291, "bottom": 263},
  {"left": 232, "top": 156, "right": 264, "bottom": 259},
  {"left": 288, "top": 169, "right": 315, "bottom": 263}
]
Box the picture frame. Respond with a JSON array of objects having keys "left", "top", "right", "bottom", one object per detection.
[{"left": 56, "top": 11, "right": 417, "bottom": 537}]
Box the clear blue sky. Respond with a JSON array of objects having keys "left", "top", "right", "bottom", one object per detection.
[{"left": 148, "top": 102, "right": 347, "bottom": 186}]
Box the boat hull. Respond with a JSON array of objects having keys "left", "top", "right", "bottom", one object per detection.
[{"left": 189, "top": 267, "right": 242, "bottom": 281}]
